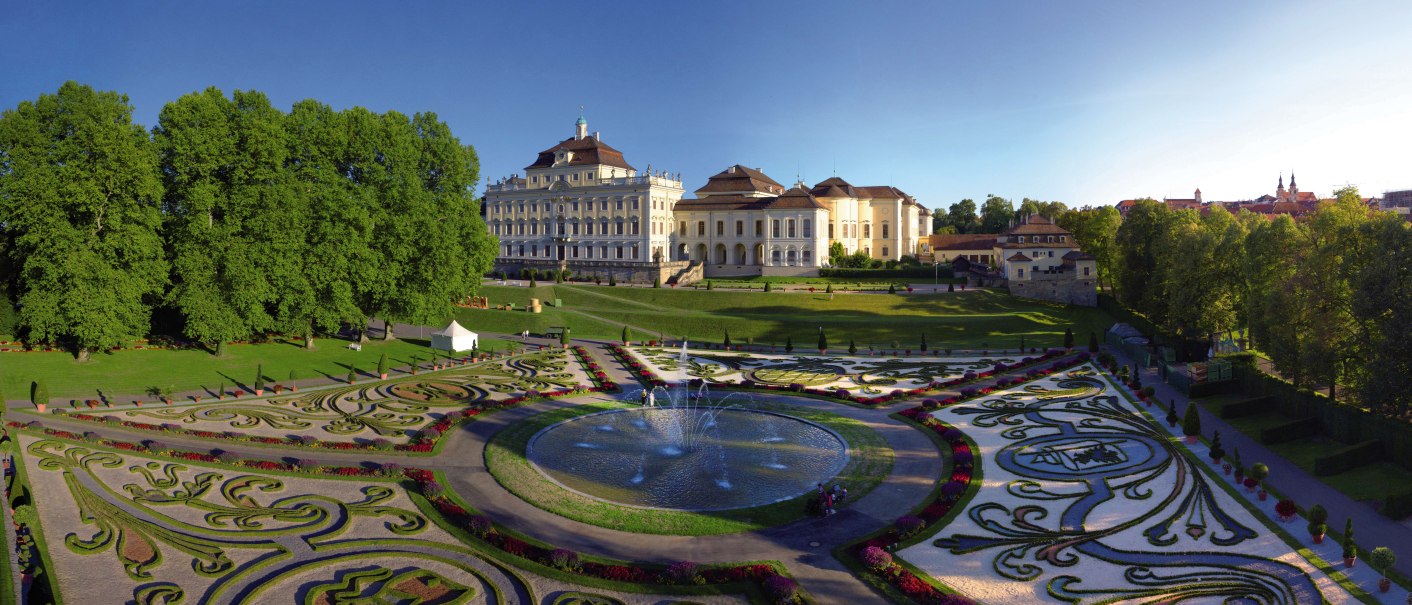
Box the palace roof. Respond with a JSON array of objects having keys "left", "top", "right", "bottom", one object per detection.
[
  {"left": 526, "top": 136, "right": 635, "bottom": 171},
  {"left": 929, "top": 233, "right": 998, "bottom": 251},
  {"left": 695, "top": 165, "right": 785, "bottom": 196}
]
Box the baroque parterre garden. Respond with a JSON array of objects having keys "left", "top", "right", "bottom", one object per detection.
[{"left": 3, "top": 342, "right": 1407, "bottom": 604}]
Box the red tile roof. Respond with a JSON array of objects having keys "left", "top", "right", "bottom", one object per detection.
[{"left": 526, "top": 136, "right": 634, "bottom": 171}]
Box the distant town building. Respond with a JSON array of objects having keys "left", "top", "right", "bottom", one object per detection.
[
  {"left": 1116, "top": 172, "right": 1382, "bottom": 220},
  {"left": 1384, "top": 189, "right": 1412, "bottom": 209},
  {"left": 947, "top": 215, "right": 1098, "bottom": 306}
]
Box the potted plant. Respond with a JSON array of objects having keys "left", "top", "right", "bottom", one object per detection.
[
  {"left": 1249, "top": 463, "right": 1269, "bottom": 499},
  {"left": 1343, "top": 518, "right": 1357, "bottom": 568},
  {"left": 622, "top": 326, "right": 630, "bottom": 346},
  {"left": 1308, "top": 520, "right": 1328, "bottom": 544},
  {"left": 288, "top": 370, "right": 299, "bottom": 392},
  {"left": 254, "top": 364, "right": 265, "bottom": 397},
  {"left": 1232, "top": 448, "right": 1244, "bottom": 483},
  {"left": 1209, "top": 430, "right": 1225, "bottom": 464},
  {"left": 218, "top": 382, "right": 226, "bottom": 401},
  {"left": 1166, "top": 400, "right": 1179, "bottom": 428},
  {"left": 378, "top": 353, "right": 389, "bottom": 380},
  {"left": 818, "top": 329, "right": 827, "bottom": 355},
  {"left": 561, "top": 328, "right": 572, "bottom": 350},
  {"left": 31, "top": 380, "right": 48, "bottom": 413},
  {"left": 1370, "top": 546, "right": 1395, "bottom": 593},
  {"left": 1275, "top": 499, "right": 1297, "bottom": 522},
  {"left": 1308, "top": 504, "right": 1329, "bottom": 543},
  {"left": 1182, "top": 402, "right": 1201, "bottom": 444}
]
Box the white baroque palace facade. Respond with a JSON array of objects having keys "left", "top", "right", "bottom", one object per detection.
[
  {"left": 485, "top": 117, "right": 931, "bottom": 282},
  {"left": 484, "top": 116, "right": 691, "bottom": 283}
]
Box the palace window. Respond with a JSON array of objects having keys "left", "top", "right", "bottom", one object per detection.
[
  {"left": 771, "top": 249, "right": 781, "bottom": 264},
  {"left": 786, "top": 249, "right": 797, "bottom": 265},
  {"left": 632, "top": 221, "right": 640, "bottom": 235},
  {"left": 755, "top": 220, "right": 763, "bottom": 236},
  {"left": 531, "top": 176, "right": 538, "bottom": 184},
  {"left": 882, "top": 247, "right": 890, "bottom": 257},
  {"left": 772, "top": 220, "right": 781, "bottom": 238},
  {"left": 863, "top": 224, "right": 871, "bottom": 238},
  {"left": 585, "top": 172, "right": 593, "bottom": 181},
  {"left": 802, "top": 250, "right": 812, "bottom": 264},
  {"left": 736, "top": 220, "right": 743, "bottom": 236},
  {"left": 585, "top": 222, "right": 593, "bottom": 235},
  {"left": 1083, "top": 266, "right": 1091, "bottom": 276},
  {"left": 602, "top": 245, "right": 608, "bottom": 258},
  {"left": 518, "top": 244, "right": 524, "bottom": 256},
  {"left": 531, "top": 244, "right": 538, "bottom": 257},
  {"left": 530, "top": 224, "right": 538, "bottom": 235},
  {"left": 828, "top": 223, "right": 835, "bottom": 238},
  {"left": 616, "top": 221, "right": 625, "bottom": 235},
  {"left": 632, "top": 198, "right": 639, "bottom": 210},
  {"left": 698, "top": 221, "right": 706, "bottom": 236},
  {"left": 787, "top": 219, "right": 796, "bottom": 238},
  {"left": 616, "top": 245, "right": 624, "bottom": 259},
  {"left": 572, "top": 223, "right": 580, "bottom": 235},
  {"left": 601, "top": 220, "right": 608, "bottom": 234},
  {"left": 632, "top": 245, "right": 640, "bottom": 259},
  {"left": 616, "top": 199, "right": 624, "bottom": 210},
  {"left": 716, "top": 221, "right": 724, "bottom": 236},
  {"left": 572, "top": 246, "right": 580, "bottom": 258},
  {"left": 571, "top": 173, "right": 578, "bottom": 181},
  {"left": 586, "top": 246, "right": 594, "bottom": 258},
  {"left": 882, "top": 223, "right": 889, "bottom": 238},
  {"left": 504, "top": 244, "right": 512, "bottom": 256},
  {"left": 803, "top": 219, "right": 812, "bottom": 238},
  {"left": 680, "top": 221, "right": 687, "bottom": 235}
]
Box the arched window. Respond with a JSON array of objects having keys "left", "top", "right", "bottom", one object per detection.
[
  {"left": 786, "top": 248, "right": 797, "bottom": 265},
  {"left": 771, "top": 248, "right": 782, "bottom": 264}
]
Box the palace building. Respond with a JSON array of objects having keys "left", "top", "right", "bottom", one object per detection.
[{"left": 484, "top": 116, "right": 931, "bottom": 282}]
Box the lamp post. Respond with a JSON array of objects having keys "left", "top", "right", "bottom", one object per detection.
[{"left": 934, "top": 261, "right": 940, "bottom": 287}]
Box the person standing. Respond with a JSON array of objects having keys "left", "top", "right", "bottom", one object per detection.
[{"left": 647, "top": 390, "right": 656, "bottom": 407}]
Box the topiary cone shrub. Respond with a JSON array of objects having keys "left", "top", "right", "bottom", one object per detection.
[
  {"left": 1343, "top": 517, "right": 1358, "bottom": 567},
  {"left": 1182, "top": 402, "right": 1201, "bottom": 443}
]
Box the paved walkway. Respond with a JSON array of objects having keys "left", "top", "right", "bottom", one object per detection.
[
  {"left": 8, "top": 341, "right": 1085, "bottom": 604},
  {"left": 1111, "top": 346, "right": 1412, "bottom": 580}
]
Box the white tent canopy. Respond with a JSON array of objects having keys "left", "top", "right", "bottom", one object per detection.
[{"left": 430, "top": 320, "right": 478, "bottom": 352}]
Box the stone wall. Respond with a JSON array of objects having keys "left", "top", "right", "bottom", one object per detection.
[
  {"left": 1007, "top": 271, "right": 1098, "bottom": 306},
  {"left": 703, "top": 264, "right": 764, "bottom": 278}
]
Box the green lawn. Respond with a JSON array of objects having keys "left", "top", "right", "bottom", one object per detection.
[
  {"left": 0, "top": 336, "right": 512, "bottom": 403},
  {"left": 456, "top": 284, "right": 1115, "bottom": 350},
  {"left": 1195, "top": 395, "right": 1412, "bottom": 505}
]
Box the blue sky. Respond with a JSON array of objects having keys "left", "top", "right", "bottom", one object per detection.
[{"left": 4, "top": 1, "right": 1410, "bottom": 209}]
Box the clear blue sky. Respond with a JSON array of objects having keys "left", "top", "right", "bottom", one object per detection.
[{"left": 4, "top": 1, "right": 1410, "bottom": 209}]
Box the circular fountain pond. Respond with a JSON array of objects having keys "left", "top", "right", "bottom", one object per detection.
[{"left": 526, "top": 408, "right": 849, "bottom": 511}]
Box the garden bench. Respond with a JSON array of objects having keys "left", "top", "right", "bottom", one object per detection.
[{"left": 347, "top": 342, "right": 363, "bottom": 351}]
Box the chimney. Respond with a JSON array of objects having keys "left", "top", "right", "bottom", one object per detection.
[
  {"left": 593, "top": 131, "right": 600, "bottom": 141},
  {"left": 728, "top": 166, "right": 737, "bottom": 174}
]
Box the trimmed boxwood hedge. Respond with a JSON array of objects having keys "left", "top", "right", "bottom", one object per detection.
[
  {"left": 1384, "top": 490, "right": 1412, "bottom": 520},
  {"left": 1313, "top": 439, "right": 1384, "bottom": 476},
  {"left": 1219, "top": 396, "right": 1276, "bottom": 419},
  {"left": 1259, "top": 416, "right": 1321, "bottom": 445}
]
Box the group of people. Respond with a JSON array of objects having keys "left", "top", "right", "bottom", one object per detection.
[
  {"left": 638, "top": 388, "right": 657, "bottom": 407},
  {"left": 816, "top": 482, "right": 848, "bottom": 516}
]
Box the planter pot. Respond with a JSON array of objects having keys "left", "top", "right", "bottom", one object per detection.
[
  {"left": 291, "top": 386, "right": 298, "bottom": 392},
  {"left": 1168, "top": 420, "right": 1177, "bottom": 428},
  {"left": 1313, "top": 533, "right": 1325, "bottom": 544},
  {"left": 1344, "top": 556, "right": 1356, "bottom": 569},
  {"left": 1222, "top": 464, "right": 1231, "bottom": 475},
  {"left": 1185, "top": 435, "right": 1198, "bottom": 444},
  {"left": 254, "top": 389, "right": 264, "bottom": 397},
  {"left": 1379, "top": 578, "right": 1391, "bottom": 593},
  {"left": 380, "top": 373, "right": 388, "bottom": 380},
  {"left": 35, "top": 403, "right": 46, "bottom": 413},
  {"left": 1278, "top": 513, "right": 1294, "bottom": 522},
  {"left": 194, "top": 397, "right": 202, "bottom": 404},
  {"left": 1258, "top": 490, "right": 1268, "bottom": 501},
  {"left": 1234, "top": 474, "right": 1244, "bottom": 485}
]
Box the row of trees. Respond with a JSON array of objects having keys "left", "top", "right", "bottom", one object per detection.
[
  {"left": 0, "top": 82, "right": 497, "bottom": 359},
  {"left": 1111, "top": 192, "right": 1412, "bottom": 408},
  {"left": 931, "top": 195, "right": 1069, "bottom": 235}
]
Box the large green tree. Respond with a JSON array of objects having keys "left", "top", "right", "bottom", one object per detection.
[
  {"left": 1113, "top": 198, "right": 1166, "bottom": 317},
  {"left": 1355, "top": 214, "right": 1412, "bottom": 410},
  {"left": 0, "top": 82, "right": 168, "bottom": 361},
  {"left": 154, "top": 87, "right": 291, "bottom": 354},
  {"left": 945, "top": 199, "right": 979, "bottom": 234},
  {"left": 979, "top": 195, "right": 1014, "bottom": 233},
  {"left": 1056, "top": 205, "right": 1121, "bottom": 290}
]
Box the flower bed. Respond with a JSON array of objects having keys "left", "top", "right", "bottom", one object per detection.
[
  {"left": 404, "top": 468, "right": 808, "bottom": 601},
  {"left": 613, "top": 344, "right": 1080, "bottom": 406},
  {"left": 44, "top": 348, "right": 620, "bottom": 455}
]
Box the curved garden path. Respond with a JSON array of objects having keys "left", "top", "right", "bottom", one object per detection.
[{"left": 10, "top": 338, "right": 1080, "bottom": 604}]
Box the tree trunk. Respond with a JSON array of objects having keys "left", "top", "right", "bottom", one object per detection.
[
  {"left": 77, "top": 347, "right": 90, "bottom": 363},
  {"left": 359, "top": 330, "right": 369, "bottom": 345},
  {"left": 304, "top": 326, "right": 316, "bottom": 350},
  {"left": 215, "top": 341, "right": 226, "bottom": 357},
  {"left": 383, "top": 322, "right": 395, "bottom": 341}
]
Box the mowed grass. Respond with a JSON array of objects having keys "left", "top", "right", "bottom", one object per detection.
[
  {"left": 0, "top": 336, "right": 511, "bottom": 403},
  {"left": 455, "top": 284, "right": 1114, "bottom": 350}
]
